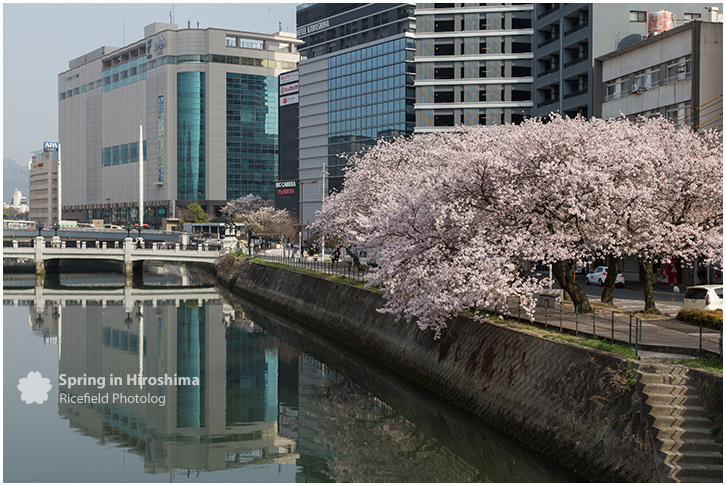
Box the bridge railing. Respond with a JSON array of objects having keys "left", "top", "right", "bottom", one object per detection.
[{"left": 3, "top": 238, "right": 220, "bottom": 254}]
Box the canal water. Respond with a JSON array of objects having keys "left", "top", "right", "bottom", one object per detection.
[{"left": 3, "top": 265, "right": 583, "bottom": 482}]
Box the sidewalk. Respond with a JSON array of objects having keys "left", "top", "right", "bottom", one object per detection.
[{"left": 502, "top": 295, "right": 722, "bottom": 359}]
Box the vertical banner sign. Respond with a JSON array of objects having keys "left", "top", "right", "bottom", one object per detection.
[{"left": 158, "top": 95, "right": 165, "bottom": 183}]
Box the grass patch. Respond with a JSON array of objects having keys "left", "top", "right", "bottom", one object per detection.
[
  {"left": 234, "top": 254, "right": 377, "bottom": 290},
  {"left": 512, "top": 321, "right": 640, "bottom": 360},
  {"left": 676, "top": 352, "right": 723, "bottom": 373}
]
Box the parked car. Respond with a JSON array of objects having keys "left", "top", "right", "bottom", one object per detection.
[
  {"left": 585, "top": 266, "right": 625, "bottom": 287},
  {"left": 683, "top": 285, "right": 723, "bottom": 311}
]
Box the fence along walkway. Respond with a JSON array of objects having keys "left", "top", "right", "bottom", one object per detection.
[{"left": 253, "top": 253, "right": 722, "bottom": 359}]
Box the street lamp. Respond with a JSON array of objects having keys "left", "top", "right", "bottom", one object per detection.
[
  {"left": 125, "top": 222, "right": 134, "bottom": 238},
  {"left": 36, "top": 221, "right": 44, "bottom": 237},
  {"left": 52, "top": 222, "right": 61, "bottom": 236}
]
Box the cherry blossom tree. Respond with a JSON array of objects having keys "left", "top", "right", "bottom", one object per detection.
[
  {"left": 312, "top": 116, "right": 723, "bottom": 334},
  {"left": 222, "top": 194, "right": 296, "bottom": 254},
  {"left": 583, "top": 117, "right": 723, "bottom": 313}
]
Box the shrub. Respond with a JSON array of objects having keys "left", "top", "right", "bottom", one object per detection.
[{"left": 675, "top": 309, "right": 722, "bottom": 330}]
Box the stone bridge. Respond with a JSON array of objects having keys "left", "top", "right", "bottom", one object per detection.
[{"left": 3, "top": 236, "right": 223, "bottom": 276}]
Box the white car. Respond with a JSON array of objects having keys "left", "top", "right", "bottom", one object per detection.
[
  {"left": 683, "top": 285, "right": 723, "bottom": 311},
  {"left": 585, "top": 266, "right": 625, "bottom": 288}
]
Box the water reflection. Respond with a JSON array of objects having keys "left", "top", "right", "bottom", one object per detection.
[{"left": 4, "top": 274, "right": 582, "bottom": 482}]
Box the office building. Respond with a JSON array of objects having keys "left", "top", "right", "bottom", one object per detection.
[
  {"left": 414, "top": 3, "right": 535, "bottom": 131},
  {"left": 533, "top": 3, "right": 716, "bottom": 119},
  {"left": 294, "top": 3, "right": 416, "bottom": 227},
  {"left": 58, "top": 22, "right": 301, "bottom": 227},
  {"left": 28, "top": 143, "right": 60, "bottom": 224},
  {"left": 595, "top": 14, "right": 723, "bottom": 131}
]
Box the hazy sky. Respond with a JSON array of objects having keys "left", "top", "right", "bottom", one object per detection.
[{"left": 2, "top": 1, "right": 299, "bottom": 166}]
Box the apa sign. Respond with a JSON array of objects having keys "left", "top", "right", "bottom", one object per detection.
[{"left": 43, "top": 142, "right": 59, "bottom": 150}]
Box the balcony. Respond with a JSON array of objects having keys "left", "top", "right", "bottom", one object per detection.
[
  {"left": 537, "top": 98, "right": 558, "bottom": 108},
  {"left": 537, "top": 5, "right": 560, "bottom": 20},
  {"left": 537, "top": 35, "right": 560, "bottom": 49},
  {"left": 537, "top": 65, "right": 559, "bottom": 78},
  {"left": 564, "top": 88, "right": 587, "bottom": 100},
  {"left": 564, "top": 21, "right": 589, "bottom": 36},
  {"left": 564, "top": 55, "right": 588, "bottom": 69}
]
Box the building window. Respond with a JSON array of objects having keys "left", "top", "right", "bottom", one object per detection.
[
  {"left": 434, "top": 113, "right": 454, "bottom": 126},
  {"left": 666, "top": 56, "right": 691, "bottom": 84},
  {"left": 435, "top": 91, "right": 454, "bottom": 103},
  {"left": 434, "top": 42, "right": 455, "bottom": 56},
  {"left": 629, "top": 11, "right": 646, "bottom": 22},
  {"left": 635, "top": 66, "right": 660, "bottom": 90},
  {"left": 434, "top": 19, "right": 454, "bottom": 32},
  {"left": 434, "top": 67, "right": 455, "bottom": 79}
]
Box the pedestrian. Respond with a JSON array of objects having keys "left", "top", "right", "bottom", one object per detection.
[{"left": 332, "top": 248, "right": 340, "bottom": 267}]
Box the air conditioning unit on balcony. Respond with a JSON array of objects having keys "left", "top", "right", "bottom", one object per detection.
[{"left": 631, "top": 84, "right": 647, "bottom": 94}]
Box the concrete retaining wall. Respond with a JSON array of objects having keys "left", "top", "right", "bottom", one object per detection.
[{"left": 216, "top": 257, "right": 715, "bottom": 482}]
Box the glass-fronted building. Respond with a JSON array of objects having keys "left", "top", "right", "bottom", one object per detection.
[
  {"left": 326, "top": 36, "right": 416, "bottom": 189},
  {"left": 58, "top": 22, "right": 301, "bottom": 227},
  {"left": 294, "top": 3, "right": 416, "bottom": 227}
]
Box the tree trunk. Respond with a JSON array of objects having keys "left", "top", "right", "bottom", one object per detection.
[
  {"left": 552, "top": 260, "right": 592, "bottom": 313},
  {"left": 601, "top": 257, "right": 619, "bottom": 305},
  {"left": 345, "top": 247, "right": 364, "bottom": 271},
  {"left": 639, "top": 258, "right": 660, "bottom": 314}
]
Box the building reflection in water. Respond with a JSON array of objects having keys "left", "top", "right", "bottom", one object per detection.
[{"left": 51, "top": 292, "right": 298, "bottom": 475}]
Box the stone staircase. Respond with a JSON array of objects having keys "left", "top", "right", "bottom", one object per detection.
[{"left": 638, "top": 363, "right": 723, "bottom": 482}]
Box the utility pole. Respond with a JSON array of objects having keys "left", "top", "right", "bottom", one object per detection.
[{"left": 139, "top": 123, "right": 144, "bottom": 226}]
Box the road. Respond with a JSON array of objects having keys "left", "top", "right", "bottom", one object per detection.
[{"left": 576, "top": 276, "right": 684, "bottom": 315}]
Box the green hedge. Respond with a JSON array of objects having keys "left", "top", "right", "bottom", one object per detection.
[{"left": 675, "top": 309, "right": 723, "bottom": 330}]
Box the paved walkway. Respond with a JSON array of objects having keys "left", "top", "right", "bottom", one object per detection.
[{"left": 502, "top": 295, "right": 721, "bottom": 358}]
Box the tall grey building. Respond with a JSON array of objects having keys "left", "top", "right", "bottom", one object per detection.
[
  {"left": 58, "top": 22, "right": 300, "bottom": 227},
  {"left": 414, "top": 3, "right": 534, "bottom": 131},
  {"left": 294, "top": 3, "right": 416, "bottom": 228},
  {"left": 533, "top": 3, "right": 716, "bottom": 119}
]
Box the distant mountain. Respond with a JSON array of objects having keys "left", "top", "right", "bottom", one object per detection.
[{"left": 4, "top": 158, "right": 29, "bottom": 204}]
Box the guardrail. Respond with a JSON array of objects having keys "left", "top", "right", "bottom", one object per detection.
[
  {"left": 502, "top": 296, "right": 722, "bottom": 359},
  {"left": 254, "top": 253, "right": 370, "bottom": 282}
]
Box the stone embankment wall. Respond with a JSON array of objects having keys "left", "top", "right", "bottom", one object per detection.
[{"left": 216, "top": 257, "right": 720, "bottom": 482}]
